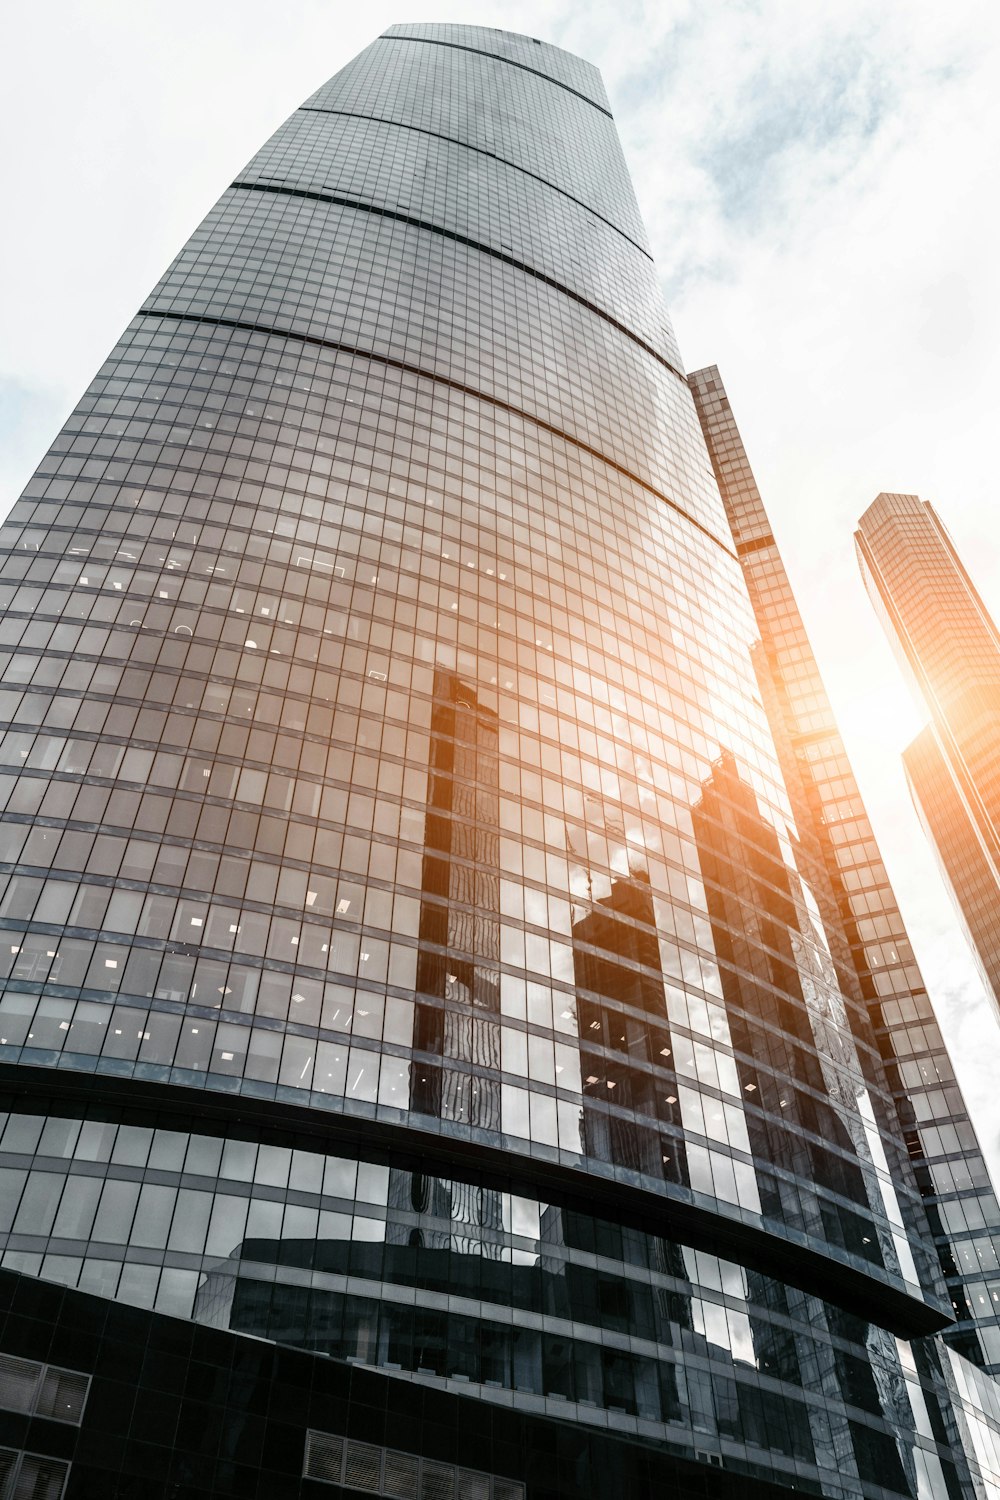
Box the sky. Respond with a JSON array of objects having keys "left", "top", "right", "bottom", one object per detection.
[{"left": 2, "top": 0, "right": 1000, "bottom": 1165}]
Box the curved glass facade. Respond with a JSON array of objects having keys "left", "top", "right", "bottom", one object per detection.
[
  {"left": 0, "top": 1103, "right": 972, "bottom": 1486},
  {"left": 0, "top": 22, "right": 998, "bottom": 1498}
]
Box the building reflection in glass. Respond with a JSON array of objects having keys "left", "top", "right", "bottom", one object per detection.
[
  {"left": 691, "top": 748, "right": 950, "bottom": 1493},
  {"left": 390, "top": 668, "right": 504, "bottom": 1252},
  {"left": 569, "top": 795, "right": 686, "bottom": 1188}
]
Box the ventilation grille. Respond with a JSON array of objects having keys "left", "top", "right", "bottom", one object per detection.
[
  {"left": 420, "top": 1460, "right": 455, "bottom": 1499},
  {"left": 36, "top": 1370, "right": 89, "bottom": 1425},
  {"left": 383, "top": 1450, "right": 419, "bottom": 1498},
  {"left": 304, "top": 1430, "right": 524, "bottom": 1499},
  {"left": 0, "top": 1354, "right": 89, "bottom": 1426},
  {"left": 0, "top": 1358, "right": 40, "bottom": 1417},
  {"left": 306, "top": 1432, "right": 344, "bottom": 1482},
  {"left": 458, "top": 1474, "right": 490, "bottom": 1500},
  {"left": 345, "top": 1441, "right": 382, "bottom": 1490},
  {"left": 0, "top": 1450, "right": 70, "bottom": 1500}
]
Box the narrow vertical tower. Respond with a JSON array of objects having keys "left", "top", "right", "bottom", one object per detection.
[
  {"left": 691, "top": 366, "right": 1000, "bottom": 1375},
  {"left": 0, "top": 25, "right": 998, "bottom": 1500},
  {"left": 857, "top": 493, "right": 1000, "bottom": 1019}
]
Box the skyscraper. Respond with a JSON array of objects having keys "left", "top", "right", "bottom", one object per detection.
[
  {"left": 856, "top": 493, "right": 1000, "bottom": 1021},
  {"left": 691, "top": 367, "right": 1000, "bottom": 1378},
  {"left": 2, "top": 23, "right": 1000, "bottom": 1500}
]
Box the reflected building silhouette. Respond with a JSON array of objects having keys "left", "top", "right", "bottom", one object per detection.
[
  {"left": 413, "top": 669, "right": 502, "bottom": 1122},
  {"left": 390, "top": 668, "right": 504, "bottom": 1250},
  {"left": 692, "top": 749, "right": 923, "bottom": 1494},
  {"left": 567, "top": 833, "right": 695, "bottom": 1427},
  {"left": 690, "top": 750, "right": 877, "bottom": 1254},
  {"left": 570, "top": 856, "right": 687, "bottom": 1188}
]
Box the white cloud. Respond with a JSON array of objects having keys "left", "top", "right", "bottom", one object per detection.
[{"left": 3, "top": 0, "right": 1000, "bottom": 1167}]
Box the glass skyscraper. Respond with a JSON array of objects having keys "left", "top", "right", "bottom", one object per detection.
[
  {"left": 691, "top": 368, "right": 1000, "bottom": 1379},
  {"left": 2, "top": 23, "right": 1000, "bottom": 1499},
  {"left": 857, "top": 493, "right": 1000, "bottom": 1024}
]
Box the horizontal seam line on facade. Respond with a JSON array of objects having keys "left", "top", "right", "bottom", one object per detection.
[
  {"left": 734, "top": 535, "right": 776, "bottom": 556},
  {"left": 134, "top": 308, "right": 735, "bottom": 561},
  {"left": 294, "top": 106, "right": 655, "bottom": 261},
  {"left": 0, "top": 1062, "right": 953, "bottom": 1340},
  {"left": 227, "top": 180, "right": 681, "bottom": 382},
  {"left": 0, "top": 930, "right": 907, "bottom": 1161},
  {"left": 379, "top": 31, "right": 614, "bottom": 117}
]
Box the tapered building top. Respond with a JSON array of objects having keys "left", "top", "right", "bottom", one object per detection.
[
  {"left": 857, "top": 492, "right": 1000, "bottom": 1018},
  {"left": 857, "top": 492, "right": 1000, "bottom": 719}
]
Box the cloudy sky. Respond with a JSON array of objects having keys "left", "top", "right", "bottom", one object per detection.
[{"left": 3, "top": 0, "right": 1000, "bottom": 1164}]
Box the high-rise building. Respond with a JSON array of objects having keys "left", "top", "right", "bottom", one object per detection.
[
  {"left": 2, "top": 23, "right": 1000, "bottom": 1500},
  {"left": 691, "top": 366, "right": 1000, "bottom": 1377},
  {"left": 856, "top": 493, "right": 1000, "bottom": 1021}
]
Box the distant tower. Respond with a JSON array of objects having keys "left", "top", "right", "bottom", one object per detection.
[{"left": 856, "top": 493, "right": 1000, "bottom": 1020}]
